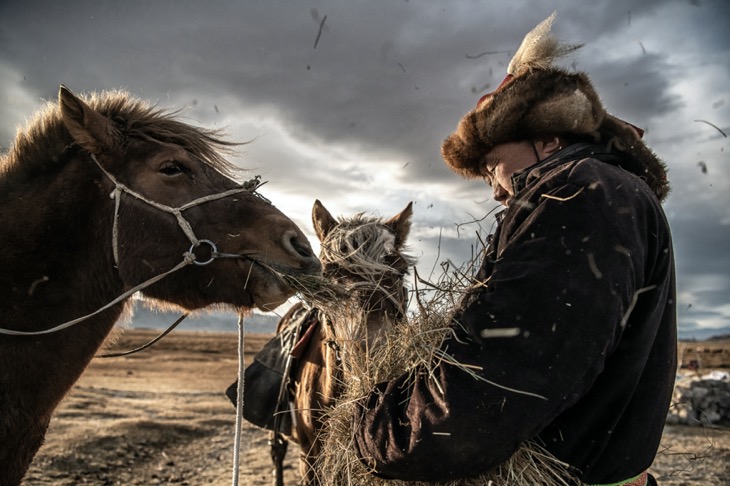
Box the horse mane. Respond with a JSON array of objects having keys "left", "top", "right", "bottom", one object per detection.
[
  {"left": 319, "top": 214, "right": 416, "bottom": 279},
  {"left": 1, "top": 89, "right": 240, "bottom": 181}
]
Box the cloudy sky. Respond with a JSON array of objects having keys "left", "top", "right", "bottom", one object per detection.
[{"left": 1, "top": 0, "right": 728, "bottom": 339}]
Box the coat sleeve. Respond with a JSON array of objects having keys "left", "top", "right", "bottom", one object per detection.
[{"left": 353, "top": 178, "right": 651, "bottom": 482}]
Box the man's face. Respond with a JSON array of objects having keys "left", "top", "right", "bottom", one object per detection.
[
  {"left": 481, "top": 139, "right": 562, "bottom": 206},
  {"left": 480, "top": 141, "right": 541, "bottom": 206}
]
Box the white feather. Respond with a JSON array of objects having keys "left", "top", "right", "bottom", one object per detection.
[{"left": 507, "top": 12, "right": 583, "bottom": 75}]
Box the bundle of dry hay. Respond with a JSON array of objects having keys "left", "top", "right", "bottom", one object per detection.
[{"left": 282, "top": 246, "right": 576, "bottom": 485}]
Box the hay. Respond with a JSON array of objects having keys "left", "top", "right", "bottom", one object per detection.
[{"left": 277, "top": 219, "right": 576, "bottom": 485}]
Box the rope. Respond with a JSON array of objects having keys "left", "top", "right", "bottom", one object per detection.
[
  {"left": 0, "top": 253, "right": 196, "bottom": 336},
  {"left": 232, "top": 313, "right": 246, "bottom": 486},
  {"left": 95, "top": 312, "right": 190, "bottom": 358},
  {"left": 111, "top": 186, "right": 122, "bottom": 266},
  {"left": 90, "top": 153, "right": 253, "bottom": 262}
]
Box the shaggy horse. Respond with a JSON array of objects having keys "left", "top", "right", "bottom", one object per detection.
[
  {"left": 279, "top": 200, "right": 414, "bottom": 485},
  {"left": 0, "top": 86, "right": 321, "bottom": 486}
]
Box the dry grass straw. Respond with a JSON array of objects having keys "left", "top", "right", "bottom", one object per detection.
[{"left": 279, "top": 229, "right": 577, "bottom": 485}]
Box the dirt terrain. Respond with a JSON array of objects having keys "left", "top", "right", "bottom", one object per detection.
[{"left": 24, "top": 330, "right": 730, "bottom": 485}]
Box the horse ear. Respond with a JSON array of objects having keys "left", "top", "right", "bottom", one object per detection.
[
  {"left": 312, "top": 199, "right": 338, "bottom": 242},
  {"left": 386, "top": 202, "right": 413, "bottom": 248},
  {"left": 59, "top": 85, "right": 121, "bottom": 154}
]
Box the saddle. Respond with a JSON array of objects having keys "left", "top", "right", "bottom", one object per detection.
[{"left": 225, "top": 304, "right": 321, "bottom": 434}]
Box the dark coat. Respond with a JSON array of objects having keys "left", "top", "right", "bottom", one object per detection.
[{"left": 353, "top": 144, "right": 677, "bottom": 484}]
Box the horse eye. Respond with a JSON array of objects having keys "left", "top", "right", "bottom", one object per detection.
[{"left": 159, "top": 161, "right": 189, "bottom": 177}]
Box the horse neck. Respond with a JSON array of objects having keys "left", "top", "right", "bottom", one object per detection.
[
  {"left": 0, "top": 151, "right": 123, "bottom": 335},
  {"left": 320, "top": 288, "right": 404, "bottom": 356},
  {"left": 361, "top": 278, "right": 406, "bottom": 341},
  {"left": 363, "top": 309, "right": 397, "bottom": 351},
  {"left": 0, "top": 152, "right": 128, "bottom": 445}
]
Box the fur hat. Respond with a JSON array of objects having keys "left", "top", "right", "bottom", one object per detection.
[{"left": 441, "top": 13, "right": 670, "bottom": 201}]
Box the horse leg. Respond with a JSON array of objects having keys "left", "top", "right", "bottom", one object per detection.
[{"left": 269, "top": 432, "right": 288, "bottom": 486}]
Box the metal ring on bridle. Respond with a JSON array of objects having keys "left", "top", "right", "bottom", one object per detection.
[{"left": 191, "top": 239, "right": 218, "bottom": 266}]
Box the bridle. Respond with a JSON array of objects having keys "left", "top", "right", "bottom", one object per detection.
[
  {"left": 90, "top": 153, "right": 268, "bottom": 267},
  {"left": 0, "top": 150, "right": 267, "bottom": 336}
]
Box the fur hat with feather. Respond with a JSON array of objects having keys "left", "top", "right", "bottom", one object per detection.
[{"left": 441, "top": 12, "right": 670, "bottom": 201}]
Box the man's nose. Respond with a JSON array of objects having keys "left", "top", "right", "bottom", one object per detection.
[{"left": 492, "top": 183, "right": 510, "bottom": 206}]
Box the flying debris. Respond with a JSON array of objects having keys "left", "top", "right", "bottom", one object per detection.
[
  {"left": 465, "top": 50, "right": 512, "bottom": 59},
  {"left": 694, "top": 119, "right": 727, "bottom": 138},
  {"left": 313, "top": 14, "right": 328, "bottom": 49},
  {"left": 697, "top": 161, "right": 708, "bottom": 174}
]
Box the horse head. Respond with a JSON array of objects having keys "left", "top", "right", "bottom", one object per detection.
[
  {"left": 311, "top": 199, "right": 414, "bottom": 343},
  {"left": 58, "top": 86, "right": 321, "bottom": 311},
  {"left": 0, "top": 86, "right": 323, "bottom": 486}
]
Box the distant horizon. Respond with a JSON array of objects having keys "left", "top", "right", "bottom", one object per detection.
[
  {"left": 125, "top": 300, "right": 280, "bottom": 334},
  {"left": 127, "top": 302, "right": 730, "bottom": 342}
]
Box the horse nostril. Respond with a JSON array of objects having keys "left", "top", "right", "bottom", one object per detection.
[
  {"left": 286, "top": 231, "right": 314, "bottom": 259},
  {"left": 282, "top": 231, "right": 321, "bottom": 274}
]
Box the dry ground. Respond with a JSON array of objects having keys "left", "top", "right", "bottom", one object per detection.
[{"left": 23, "top": 330, "right": 730, "bottom": 485}]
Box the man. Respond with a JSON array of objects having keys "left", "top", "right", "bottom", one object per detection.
[{"left": 354, "top": 14, "right": 676, "bottom": 486}]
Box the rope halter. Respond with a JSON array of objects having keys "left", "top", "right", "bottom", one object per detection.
[
  {"left": 90, "top": 153, "right": 267, "bottom": 267},
  {"left": 0, "top": 153, "right": 268, "bottom": 336}
]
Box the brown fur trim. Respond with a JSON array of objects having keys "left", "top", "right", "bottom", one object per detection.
[
  {"left": 441, "top": 69, "right": 604, "bottom": 179},
  {"left": 598, "top": 115, "right": 670, "bottom": 201}
]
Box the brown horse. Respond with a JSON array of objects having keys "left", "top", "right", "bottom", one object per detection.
[
  {"left": 0, "top": 86, "right": 321, "bottom": 486},
  {"left": 281, "top": 199, "right": 414, "bottom": 485}
]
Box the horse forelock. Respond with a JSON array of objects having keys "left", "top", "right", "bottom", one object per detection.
[
  {"left": 1, "top": 90, "right": 239, "bottom": 180},
  {"left": 320, "top": 215, "right": 416, "bottom": 281}
]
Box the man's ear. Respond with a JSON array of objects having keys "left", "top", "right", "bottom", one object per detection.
[{"left": 535, "top": 136, "right": 563, "bottom": 158}]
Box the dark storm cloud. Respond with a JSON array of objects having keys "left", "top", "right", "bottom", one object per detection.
[
  {"left": 1, "top": 0, "right": 728, "bottom": 336},
  {"left": 0, "top": 1, "right": 688, "bottom": 171},
  {"left": 587, "top": 54, "right": 683, "bottom": 124}
]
